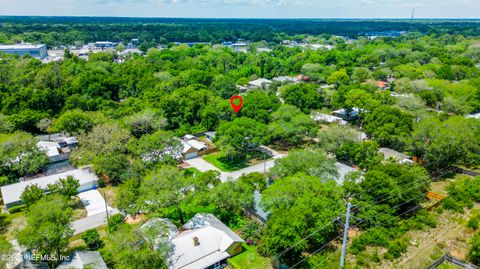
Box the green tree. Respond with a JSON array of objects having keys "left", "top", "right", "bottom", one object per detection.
[
  {"left": 210, "top": 173, "right": 266, "bottom": 225},
  {"left": 327, "top": 70, "right": 350, "bottom": 86},
  {"left": 0, "top": 132, "right": 48, "bottom": 178},
  {"left": 52, "top": 109, "right": 95, "bottom": 134},
  {"left": 82, "top": 229, "right": 102, "bottom": 250},
  {"left": 352, "top": 67, "right": 372, "bottom": 83},
  {"left": 138, "top": 166, "right": 194, "bottom": 224},
  {"left": 336, "top": 141, "right": 381, "bottom": 169},
  {"left": 20, "top": 184, "right": 44, "bottom": 207},
  {"left": 280, "top": 83, "right": 324, "bottom": 113},
  {"left": 412, "top": 116, "right": 480, "bottom": 171},
  {"left": 270, "top": 149, "right": 338, "bottom": 179},
  {"left": 102, "top": 225, "right": 167, "bottom": 269},
  {"left": 17, "top": 195, "right": 73, "bottom": 265},
  {"left": 123, "top": 109, "right": 166, "bottom": 138},
  {"left": 130, "top": 130, "right": 182, "bottom": 166},
  {"left": 48, "top": 175, "right": 80, "bottom": 199},
  {"left": 217, "top": 117, "right": 270, "bottom": 156},
  {"left": 241, "top": 90, "right": 280, "bottom": 123},
  {"left": 210, "top": 75, "right": 238, "bottom": 99},
  {"left": 364, "top": 106, "right": 413, "bottom": 149},
  {"left": 344, "top": 163, "right": 430, "bottom": 228},
  {"left": 268, "top": 105, "right": 317, "bottom": 146},
  {"left": 260, "top": 175, "right": 344, "bottom": 264},
  {"left": 317, "top": 125, "right": 362, "bottom": 153}
]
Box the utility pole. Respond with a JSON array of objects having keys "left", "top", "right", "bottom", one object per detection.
[
  {"left": 340, "top": 202, "right": 352, "bottom": 269},
  {"left": 103, "top": 192, "right": 109, "bottom": 220}
]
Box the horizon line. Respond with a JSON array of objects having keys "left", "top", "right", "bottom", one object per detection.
[{"left": 1, "top": 15, "right": 480, "bottom": 20}]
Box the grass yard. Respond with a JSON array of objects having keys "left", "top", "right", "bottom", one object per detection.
[
  {"left": 203, "top": 153, "right": 249, "bottom": 172},
  {"left": 71, "top": 197, "right": 87, "bottom": 221},
  {"left": 97, "top": 185, "right": 119, "bottom": 208},
  {"left": 228, "top": 244, "right": 272, "bottom": 269},
  {"left": 203, "top": 152, "right": 270, "bottom": 172},
  {"left": 4, "top": 211, "right": 26, "bottom": 241}
]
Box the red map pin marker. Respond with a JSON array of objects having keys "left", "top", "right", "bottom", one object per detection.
[{"left": 230, "top": 95, "right": 243, "bottom": 113}]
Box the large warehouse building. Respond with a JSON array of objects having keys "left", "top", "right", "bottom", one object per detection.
[{"left": 0, "top": 43, "right": 48, "bottom": 59}]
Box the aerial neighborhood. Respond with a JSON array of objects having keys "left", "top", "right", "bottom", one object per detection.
[{"left": 1, "top": 15, "right": 480, "bottom": 269}]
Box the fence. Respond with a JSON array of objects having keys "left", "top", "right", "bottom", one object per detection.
[{"left": 426, "top": 254, "right": 479, "bottom": 269}]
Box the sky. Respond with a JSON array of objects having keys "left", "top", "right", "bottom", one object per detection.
[{"left": 0, "top": 0, "right": 479, "bottom": 18}]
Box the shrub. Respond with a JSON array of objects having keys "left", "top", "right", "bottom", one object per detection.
[
  {"left": 384, "top": 238, "right": 409, "bottom": 260},
  {"left": 469, "top": 213, "right": 480, "bottom": 230},
  {"left": 8, "top": 204, "right": 27, "bottom": 213},
  {"left": 470, "top": 232, "right": 480, "bottom": 265},
  {"left": 350, "top": 227, "right": 390, "bottom": 254},
  {"left": 82, "top": 229, "right": 102, "bottom": 250},
  {"left": 107, "top": 214, "right": 124, "bottom": 233}
]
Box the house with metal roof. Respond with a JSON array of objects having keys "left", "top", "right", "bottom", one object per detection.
[
  {"left": 1, "top": 167, "right": 99, "bottom": 209},
  {"left": 143, "top": 213, "right": 244, "bottom": 269},
  {"left": 57, "top": 251, "right": 107, "bottom": 269},
  {"left": 378, "top": 148, "right": 413, "bottom": 164},
  {"left": 248, "top": 78, "right": 272, "bottom": 90}
]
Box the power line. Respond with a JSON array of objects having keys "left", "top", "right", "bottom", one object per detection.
[
  {"left": 291, "top": 193, "right": 427, "bottom": 268},
  {"left": 259, "top": 153, "right": 459, "bottom": 267}
]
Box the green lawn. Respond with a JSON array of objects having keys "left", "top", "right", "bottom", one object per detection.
[
  {"left": 229, "top": 244, "right": 271, "bottom": 269},
  {"left": 202, "top": 153, "right": 249, "bottom": 172}
]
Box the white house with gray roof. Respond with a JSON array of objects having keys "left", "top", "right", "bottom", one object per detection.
[
  {"left": 143, "top": 213, "right": 244, "bottom": 269},
  {"left": 1, "top": 167, "right": 98, "bottom": 208}
]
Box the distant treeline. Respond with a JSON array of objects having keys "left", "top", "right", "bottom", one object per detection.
[{"left": 1, "top": 17, "right": 480, "bottom": 46}]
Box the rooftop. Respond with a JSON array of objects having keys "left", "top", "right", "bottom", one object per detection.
[
  {"left": 0, "top": 44, "right": 46, "bottom": 50},
  {"left": 0, "top": 167, "right": 98, "bottom": 205},
  {"left": 379, "top": 147, "right": 410, "bottom": 162},
  {"left": 57, "top": 251, "right": 107, "bottom": 269}
]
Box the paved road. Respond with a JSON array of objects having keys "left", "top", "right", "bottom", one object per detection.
[
  {"left": 185, "top": 146, "right": 285, "bottom": 182},
  {"left": 72, "top": 208, "right": 119, "bottom": 235}
]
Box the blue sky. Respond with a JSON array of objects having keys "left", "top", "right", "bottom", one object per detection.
[{"left": 0, "top": 0, "right": 479, "bottom": 18}]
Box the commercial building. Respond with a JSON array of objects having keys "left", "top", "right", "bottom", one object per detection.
[{"left": 0, "top": 44, "right": 48, "bottom": 59}]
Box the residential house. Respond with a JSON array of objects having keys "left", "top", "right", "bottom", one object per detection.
[
  {"left": 272, "top": 76, "right": 299, "bottom": 84},
  {"left": 335, "top": 162, "right": 358, "bottom": 185},
  {"left": 333, "top": 107, "right": 361, "bottom": 120},
  {"left": 57, "top": 251, "right": 107, "bottom": 269},
  {"left": 378, "top": 148, "right": 413, "bottom": 164},
  {"left": 1, "top": 167, "right": 99, "bottom": 209},
  {"left": 312, "top": 112, "right": 348, "bottom": 125},
  {"left": 247, "top": 78, "right": 272, "bottom": 90},
  {"left": 143, "top": 213, "right": 244, "bottom": 269},
  {"left": 204, "top": 131, "right": 217, "bottom": 142},
  {"left": 182, "top": 135, "right": 209, "bottom": 160},
  {"left": 236, "top": 85, "right": 248, "bottom": 93}
]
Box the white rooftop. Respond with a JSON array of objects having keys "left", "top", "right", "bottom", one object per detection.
[
  {"left": 37, "top": 141, "right": 61, "bottom": 157},
  {"left": 312, "top": 113, "right": 348, "bottom": 125},
  {"left": 57, "top": 251, "right": 107, "bottom": 269},
  {"left": 166, "top": 213, "right": 244, "bottom": 269},
  {"left": 1, "top": 168, "right": 98, "bottom": 205},
  {"left": 248, "top": 78, "right": 272, "bottom": 87},
  {"left": 0, "top": 44, "right": 46, "bottom": 50}
]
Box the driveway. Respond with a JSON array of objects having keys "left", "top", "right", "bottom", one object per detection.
[
  {"left": 78, "top": 189, "right": 113, "bottom": 217},
  {"left": 72, "top": 209, "right": 118, "bottom": 234},
  {"left": 72, "top": 189, "right": 119, "bottom": 234}
]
